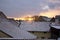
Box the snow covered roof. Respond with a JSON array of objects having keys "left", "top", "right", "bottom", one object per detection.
[
  {"left": 57, "top": 38, "right": 60, "bottom": 40},
  {"left": 0, "top": 11, "right": 8, "bottom": 22},
  {"left": 0, "top": 21, "right": 37, "bottom": 39},
  {"left": 51, "top": 26, "right": 60, "bottom": 29},
  {"left": 20, "top": 21, "right": 50, "bottom": 32},
  {"left": 0, "top": 11, "right": 7, "bottom": 18},
  {"left": 8, "top": 18, "right": 18, "bottom": 26},
  {"left": 51, "top": 23, "right": 60, "bottom": 29},
  {"left": 0, "top": 12, "right": 37, "bottom": 39}
]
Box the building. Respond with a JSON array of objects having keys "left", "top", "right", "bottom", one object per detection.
[
  {"left": 55, "top": 15, "right": 60, "bottom": 25},
  {"left": 50, "top": 23, "right": 60, "bottom": 40},
  {"left": 0, "top": 11, "right": 37, "bottom": 40},
  {"left": 20, "top": 21, "right": 51, "bottom": 39},
  {"left": 50, "top": 15, "right": 60, "bottom": 39}
]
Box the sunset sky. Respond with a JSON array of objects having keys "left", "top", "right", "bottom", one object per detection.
[{"left": 0, "top": 0, "right": 60, "bottom": 18}]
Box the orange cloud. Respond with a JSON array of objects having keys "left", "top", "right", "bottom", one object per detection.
[{"left": 39, "top": 9, "right": 60, "bottom": 18}]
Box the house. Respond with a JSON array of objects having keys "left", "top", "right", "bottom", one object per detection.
[
  {"left": 20, "top": 21, "right": 51, "bottom": 39},
  {"left": 50, "top": 15, "right": 60, "bottom": 39},
  {"left": 0, "top": 11, "right": 37, "bottom": 40},
  {"left": 55, "top": 15, "right": 60, "bottom": 25},
  {"left": 50, "top": 23, "right": 60, "bottom": 39},
  {"left": 50, "top": 17, "right": 55, "bottom": 22}
]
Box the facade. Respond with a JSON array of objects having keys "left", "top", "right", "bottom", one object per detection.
[
  {"left": 55, "top": 15, "right": 60, "bottom": 24},
  {"left": 0, "top": 30, "right": 12, "bottom": 38},
  {"left": 29, "top": 31, "right": 51, "bottom": 39}
]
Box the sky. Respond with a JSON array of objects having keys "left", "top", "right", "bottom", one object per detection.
[{"left": 0, "top": 0, "right": 60, "bottom": 18}]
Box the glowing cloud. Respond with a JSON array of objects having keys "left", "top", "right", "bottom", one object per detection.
[{"left": 39, "top": 9, "right": 60, "bottom": 18}]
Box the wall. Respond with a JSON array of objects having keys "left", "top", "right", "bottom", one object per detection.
[
  {"left": 0, "top": 30, "right": 12, "bottom": 38},
  {"left": 29, "top": 31, "right": 51, "bottom": 39}
]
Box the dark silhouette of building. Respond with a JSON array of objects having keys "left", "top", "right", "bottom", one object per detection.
[
  {"left": 33, "top": 16, "right": 46, "bottom": 22},
  {"left": 50, "top": 15, "right": 60, "bottom": 39},
  {"left": 50, "top": 17, "right": 55, "bottom": 22}
]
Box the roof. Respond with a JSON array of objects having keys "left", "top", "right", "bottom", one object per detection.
[
  {"left": 0, "top": 21, "right": 36, "bottom": 39},
  {"left": 0, "top": 11, "right": 8, "bottom": 22},
  {"left": 0, "top": 11, "right": 7, "bottom": 18},
  {"left": 8, "top": 18, "right": 18, "bottom": 26},
  {"left": 50, "top": 23, "right": 60, "bottom": 29},
  {"left": 57, "top": 38, "right": 60, "bottom": 40},
  {"left": 20, "top": 21, "right": 50, "bottom": 32},
  {"left": 0, "top": 12, "right": 37, "bottom": 39}
]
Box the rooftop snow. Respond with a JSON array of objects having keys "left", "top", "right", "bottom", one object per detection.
[
  {"left": 20, "top": 21, "right": 50, "bottom": 32},
  {"left": 0, "top": 12, "right": 37, "bottom": 39},
  {"left": 0, "top": 21, "right": 37, "bottom": 39},
  {"left": 51, "top": 23, "right": 60, "bottom": 29}
]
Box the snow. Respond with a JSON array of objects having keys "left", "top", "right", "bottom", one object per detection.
[
  {"left": 57, "top": 38, "right": 60, "bottom": 40},
  {"left": 51, "top": 26, "right": 60, "bottom": 29},
  {"left": 8, "top": 19, "right": 18, "bottom": 26},
  {"left": 0, "top": 13, "right": 37, "bottom": 39},
  {"left": 0, "top": 21, "right": 37, "bottom": 39},
  {"left": 20, "top": 21, "right": 50, "bottom": 32},
  {"left": 51, "top": 23, "right": 60, "bottom": 29}
]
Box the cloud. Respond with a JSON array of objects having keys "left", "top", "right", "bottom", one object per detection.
[
  {"left": 42, "top": 5, "right": 50, "bottom": 10},
  {"left": 0, "top": 0, "right": 60, "bottom": 18},
  {"left": 39, "top": 9, "right": 60, "bottom": 18},
  {"left": 48, "top": 0, "right": 60, "bottom": 3},
  {"left": 38, "top": 0, "right": 60, "bottom": 18}
]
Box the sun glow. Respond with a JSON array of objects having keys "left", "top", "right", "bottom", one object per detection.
[
  {"left": 14, "top": 18, "right": 25, "bottom": 20},
  {"left": 13, "top": 9, "right": 60, "bottom": 20},
  {"left": 39, "top": 9, "right": 60, "bottom": 18},
  {"left": 14, "top": 16, "right": 34, "bottom": 21},
  {"left": 26, "top": 17, "right": 34, "bottom": 21}
]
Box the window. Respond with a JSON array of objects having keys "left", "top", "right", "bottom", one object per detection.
[
  {"left": 32, "top": 32, "right": 34, "bottom": 33},
  {"left": 44, "top": 32, "right": 47, "bottom": 33},
  {"left": 41, "top": 37, "right": 45, "bottom": 39}
]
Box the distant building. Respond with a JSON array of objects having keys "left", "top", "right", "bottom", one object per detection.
[
  {"left": 50, "top": 17, "right": 55, "bottom": 22},
  {"left": 55, "top": 15, "right": 60, "bottom": 25},
  {"left": 33, "top": 16, "right": 49, "bottom": 22},
  {"left": 38, "top": 16, "right": 46, "bottom": 21},
  {"left": 33, "top": 16, "right": 39, "bottom": 22}
]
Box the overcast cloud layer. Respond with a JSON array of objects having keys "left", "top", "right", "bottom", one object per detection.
[{"left": 0, "top": 0, "right": 60, "bottom": 18}]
